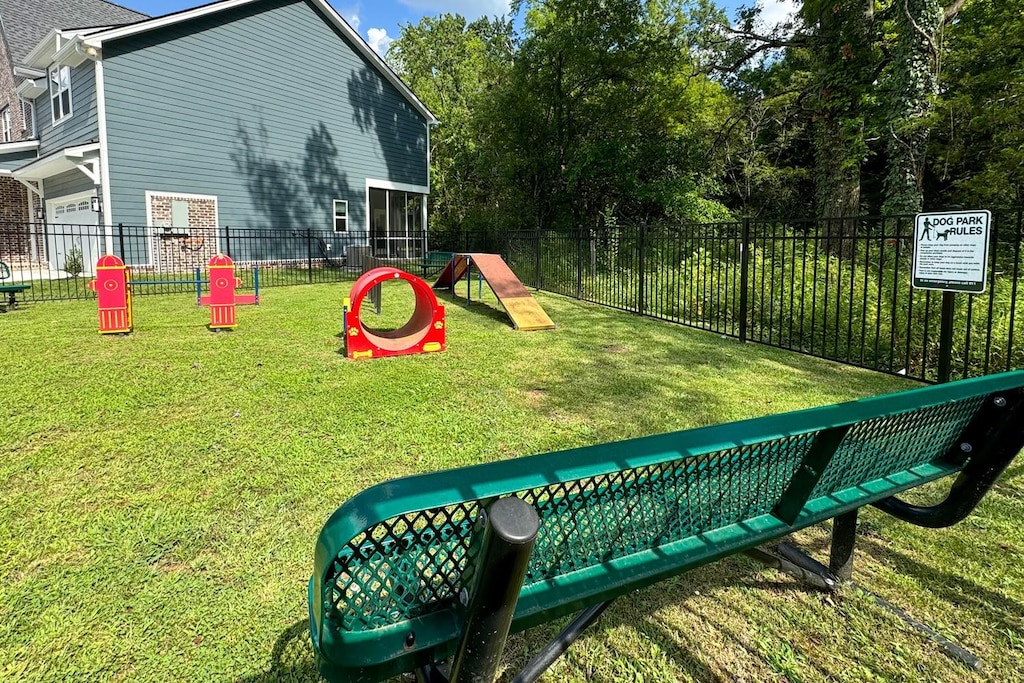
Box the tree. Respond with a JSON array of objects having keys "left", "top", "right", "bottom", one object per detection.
[
  {"left": 495, "top": 0, "right": 733, "bottom": 231},
  {"left": 927, "top": 0, "right": 1024, "bottom": 206},
  {"left": 388, "top": 15, "right": 515, "bottom": 235}
]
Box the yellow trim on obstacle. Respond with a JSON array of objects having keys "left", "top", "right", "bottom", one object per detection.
[{"left": 502, "top": 297, "right": 556, "bottom": 331}]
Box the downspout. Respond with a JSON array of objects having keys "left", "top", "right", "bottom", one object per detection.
[{"left": 75, "top": 41, "right": 114, "bottom": 253}]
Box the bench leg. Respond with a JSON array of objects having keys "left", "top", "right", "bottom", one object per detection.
[
  {"left": 449, "top": 497, "right": 539, "bottom": 683},
  {"left": 511, "top": 600, "right": 614, "bottom": 683},
  {"left": 829, "top": 510, "right": 858, "bottom": 583}
]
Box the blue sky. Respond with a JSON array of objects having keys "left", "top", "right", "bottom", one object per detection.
[{"left": 123, "top": 0, "right": 796, "bottom": 56}]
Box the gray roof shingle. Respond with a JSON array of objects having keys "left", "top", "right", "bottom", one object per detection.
[{"left": 1, "top": 0, "right": 148, "bottom": 67}]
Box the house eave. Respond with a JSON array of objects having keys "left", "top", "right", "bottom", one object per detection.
[
  {"left": 16, "top": 79, "right": 47, "bottom": 100},
  {"left": 22, "top": 30, "right": 100, "bottom": 70},
  {"left": 22, "top": 29, "right": 61, "bottom": 70},
  {"left": 14, "top": 66, "right": 46, "bottom": 79},
  {"left": 0, "top": 140, "right": 41, "bottom": 155},
  {"left": 13, "top": 143, "right": 100, "bottom": 181}
]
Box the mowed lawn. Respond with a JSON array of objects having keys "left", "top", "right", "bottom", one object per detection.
[{"left": 2, "top": 281, "right": 1022, "bottom": 682}]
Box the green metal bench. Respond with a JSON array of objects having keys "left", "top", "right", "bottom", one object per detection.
[
  {"left": 417, "top": 251, "right": 454, "bottom": 279},
  {"left": 0, "top": 261, "right": 31, "bottom": 313},
  {"left": 310, "top": 371, "right": 1024, "bottom": 683}
]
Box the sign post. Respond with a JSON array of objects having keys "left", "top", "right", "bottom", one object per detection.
[{"left": 912, "top": 210, "right": 991, "bottom": 382}]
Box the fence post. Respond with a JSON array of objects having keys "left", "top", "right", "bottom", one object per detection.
[
  {"left": 937, "top": 291, "right": 956, "bottom": 383},
  {"left": 306, "top": 229, "right": 313, "bottom": 284},
  {"left": 637, "top": 222, "right": 646, "bottom": 314},
  {"left": 534, "top": 229, "right": 542, "bottom": 290},
  {"left": 224, "top": 225, "right": 231, "bottom": 257},
  {"left": 117, "top": 223, "right": 125, "bottom": 260},
  {"left": 739, "top": 217, "right": 751, "bottom": 343},
  {"left": 576, "top": 229, "right": 583, "bottom": 299}
]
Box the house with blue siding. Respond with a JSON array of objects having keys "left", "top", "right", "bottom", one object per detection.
[
  {"left": 0, "top": 0, "right": 436, "bottom": 271},
  {"left": 0, "top": 0, "right": 146, "bottom": 265}
]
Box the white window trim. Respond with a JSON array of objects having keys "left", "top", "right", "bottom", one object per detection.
[
  {"left": 333, "top": 199, "right": 348, "bottom": 233},
  {"left": 19, "top": 99, "right": 34, "bottom": 138},
  {"left": 144, "top": 191, "right": 220, "bottom": 271},
  {"left": 1, "top": 108, "right": 11, "bottom": 143},
  {"left": 363, "top": 178, "right": 429, "bottom": 234},
  {"left": 49, "top": 64, "right": 73, "bottom": 125}
]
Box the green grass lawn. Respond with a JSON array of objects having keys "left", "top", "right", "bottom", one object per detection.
[{"left": 1, "top": 281, "right": 1021, "bottom": 682}]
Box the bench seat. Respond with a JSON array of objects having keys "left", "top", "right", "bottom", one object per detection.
[
  {"left": 0, "top": 263, "right": 31, "bottom": 311},
  {"left": 416, "top": 251, "right": 454, "bottom": 278},
  {"left": 310, "top": 371, "right": 1024, "bottom": 683}
]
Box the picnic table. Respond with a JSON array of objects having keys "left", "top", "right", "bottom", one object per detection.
[{"left": 0, "top": 261, "right": 31, "bottom": 313}]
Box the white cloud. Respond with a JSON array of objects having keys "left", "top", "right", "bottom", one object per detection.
[
  {"left": 367, "top": 27, "right": 394, "bottom": 55},
  {"left": 398, "top": 0, "right": 510, "bottom": 20},
  {"left": 757, "top": 0, "right": 798, "bottom": 28},
  {"left": 340, "top": 5, "right": 360, "bottom": 31}
]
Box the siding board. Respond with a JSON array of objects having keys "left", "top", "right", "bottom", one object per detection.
[
  {"left": 36, "top": 61, "right": 100, "bottom": 156},
  {"left": 44, "top": 168, "right": 96, "bottom": 198},
  {"left": 102, "top": 0, "right": 429, "bottom": 230}
]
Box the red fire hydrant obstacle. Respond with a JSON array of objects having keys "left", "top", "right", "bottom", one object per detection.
[
  {"left": 199, "top": 254, "right": 257, "bottom": 330},
  {"left": 87, "top": 254, "right": 133, "bottom": 334}
]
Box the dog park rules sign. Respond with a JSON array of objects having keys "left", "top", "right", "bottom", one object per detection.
[{"left": 912, "top": 210, "right": 991, "bottom": 293}]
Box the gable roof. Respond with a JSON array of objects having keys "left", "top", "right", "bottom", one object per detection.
[
  {"left": 83, "top": 0, "right": 439, "bottom": 125},
  {"left": 0, "top": 0, "right": 146, "bottom": 66}
]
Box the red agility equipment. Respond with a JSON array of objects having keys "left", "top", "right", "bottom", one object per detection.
[
  {"left": 200, "top": 254, "right": 257, "bottom": 330},
  {"left": 345, "top": 267, "right": 445, "bottom": 360},
  {"left": 87, "top": 254, "right": 133, "bottom": 334}
]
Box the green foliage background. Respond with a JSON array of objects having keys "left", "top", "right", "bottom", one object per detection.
[{"left": 386, "top": 0, "right": 1022, "bottom": 237}]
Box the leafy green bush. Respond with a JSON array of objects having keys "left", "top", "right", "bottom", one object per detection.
[{"left": 64, "top": 247, "right": 84, "bottom": 279}]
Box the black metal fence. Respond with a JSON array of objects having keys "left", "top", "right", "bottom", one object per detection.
[
  {"left": 4, "top": 213, "right": 1022, "bottom": 384},
  {"left": 0, "top": 222, "right": 425, "bottom": 300},
  {"left": 433, "top": 211, "right": 1024, "bottom": 384}
]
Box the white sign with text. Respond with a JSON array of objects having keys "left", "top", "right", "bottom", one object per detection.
[{"left": 912, "top": 210, "right": 990, "bottom": 293}]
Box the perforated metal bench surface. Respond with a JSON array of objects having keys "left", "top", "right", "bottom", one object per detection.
[
  {"left": 310, "top": 371, "right": 1024, "bottom": 683},
  {"left": 0, "top": 263, "right": 30, "bottom": 311}
]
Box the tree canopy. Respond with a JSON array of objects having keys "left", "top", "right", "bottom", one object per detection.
[{"left": 384, "top": 0, "right": 1022, "bottom": 236}]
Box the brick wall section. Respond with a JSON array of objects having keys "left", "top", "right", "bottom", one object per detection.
[
  {"left": 149, "top": 194, "right": 219, "bottom": 272},
  {"left": 0, "top": 29, "right": 30, "bottom": 140},
  {"left": 0, "top": 176, "right": 33, "bottom": 265},
  {"left": 0, "top": 27, "right": 35, "bottom": 264}
]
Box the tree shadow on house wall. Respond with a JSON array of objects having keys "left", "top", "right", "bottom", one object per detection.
[
  {"left": 347, "top": 66, "right": 427, "bottom": 185},
  {"left": 231, "top": 120, "right": 357, "bottom": 261}
]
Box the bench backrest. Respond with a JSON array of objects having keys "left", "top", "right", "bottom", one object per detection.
[
  {"left": 0, "top": 261, "right": 10, "bottom": 280},
  {"left": 311, "top": 371, "right": 1024, "bottom": 682}
]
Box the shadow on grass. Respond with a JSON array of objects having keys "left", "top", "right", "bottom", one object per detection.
[
  {"left": 793, "top": 519, "right": 1024, "bottom": 631},
  {"left": 856, "top": 535, "right": 1024, "bottom": 626},
  {"left": 501, "top": 556, "right": 838, "bottom": 682},
  {"left": 437, "top": 290, "right": 515, "bottom": 328},
  {"left": 236, "top": 619, "right": 319, "bottom": 683}
]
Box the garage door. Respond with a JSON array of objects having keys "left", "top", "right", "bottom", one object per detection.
[{"left": 47, "top": 195, "right": 101, "bottom": 274}]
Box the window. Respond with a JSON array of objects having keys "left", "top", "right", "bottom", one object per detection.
[
  {"left": 368, "top": 188, "right": 426, "bottom": 258},
  {"left": 49, "top": 65, "right": 72, "bottom": 123},
  {"left": 333, "top": 200, "right": 348, "bottom": 232},
  {"left": 1, "top": 108, "right": 10, "bottom": 142},
  {"left": 20, "top": 100, "right": 34, "bottom": 137}
]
